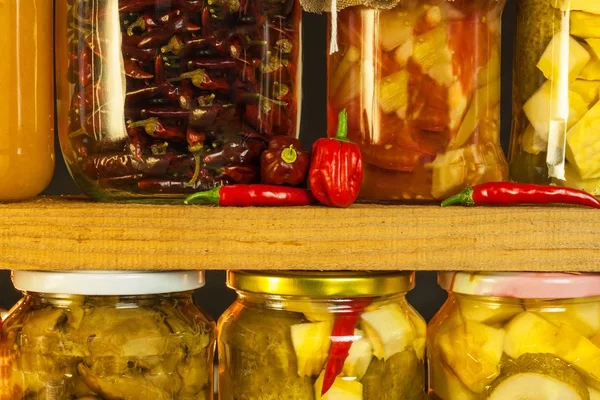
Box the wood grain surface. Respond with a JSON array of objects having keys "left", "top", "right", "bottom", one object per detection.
[{"left": 0, "top": 197, "right": 597, "bottom": 271}]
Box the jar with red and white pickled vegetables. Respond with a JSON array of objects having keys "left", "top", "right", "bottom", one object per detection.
[
  {"left": 55, "top": 0, "right": 302, "bottom": 200},
  {"left": 429, "top": 272, "right": 600, "bottom": 400},
  {"left": 218, "top": 271, "right": 426, "bottom": 399},
  {"left": 327, "top": 0, "right": 508, "bottom": 202},
  {"left": 509, "top": 0, "right": 600, "bottom": 195}
]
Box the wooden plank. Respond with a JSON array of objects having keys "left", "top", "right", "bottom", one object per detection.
[{"left": 0, "top": 197, "right": 598, "bottom": 271}]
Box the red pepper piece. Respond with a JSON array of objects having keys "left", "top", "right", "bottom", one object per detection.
[
  {"left": 309, "top": 109, "right": 363, "bottom": 208},
  {"left": 221, "top": 165, "right": 260, "bottom": 184},
  {"left": 184, "top": 185, "right": 317, "bottom": 206},
  {"left": 442, "top": 183, "right": 600, "bottom": 208},
  {"left": 260, "top": 136, "right": 309, "bottom": 186},
  {"left": 78, "top": 47, "right": 93, "bottom": 87},
  {"left": 124, "top": 59, "right": 154, "bottom": 80},
  {"left": 321, "top": 298, "right": 372, "bottom": 395}
]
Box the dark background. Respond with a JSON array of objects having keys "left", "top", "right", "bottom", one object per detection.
[{"left": 0, "top": 1, "right": 517, "bottom": 322}]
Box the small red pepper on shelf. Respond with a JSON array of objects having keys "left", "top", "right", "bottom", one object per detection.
[
  {"left": 321, "top": 298, "right": 371, "bottom": 395},
  {"left": 261, "top": 136, "right": 309, "bottom": 186},
  {"left": 309, "top": 109, "right": 363, "bottom": 208},
  {"left": 442, "top": 182, "right": 600, "bottom": 208},
  {"left": 184, "top": 184, "right": 317, "bottom": 207}
]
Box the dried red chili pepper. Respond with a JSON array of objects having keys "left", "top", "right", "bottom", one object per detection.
[
  {"left": 184, "top": 184, "right": 316, "bottom": 206},
  {"left": 309, "top": 109, "right": 363, "bottom": 208},
  {"left": 260, "top": 136, "right": 309, "bottom": 186},
  {"left": 322, "top": 298, "right": 372, "bottom": 396},
  {"left": 442, "top": 182, "right": 600, "bottom": 208}
]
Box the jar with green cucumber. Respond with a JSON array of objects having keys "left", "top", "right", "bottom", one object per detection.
[
  {"left": 218, "top": 271, "right": 426, "bottom": 400},
  {"left": 429, "top": 272, "right": 600, "bottom": 400},
  {"left": 510, "top": 0, "right": 600, "bottom": 195}
]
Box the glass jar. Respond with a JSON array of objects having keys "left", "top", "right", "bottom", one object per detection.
[
  {"left": 510, "top": 1, "right": 600, "bottom": 194},
  {"left": 429, "top": 272, "right": 600, "bottom": 400},
  {"left": 327, "top": 0, "right": 508, "bottom": 202},
  {"left": 56, "top": 0, "right": 302, "bottom": 201},
  {"left": 0, "top": 271, "right": 215, "bottom": 399},
  {"left": 0, "top": 0, "right": 54, "bottom": 201},
  {"left": 218, "top": 271, "right": 426, "bottom": 399}
]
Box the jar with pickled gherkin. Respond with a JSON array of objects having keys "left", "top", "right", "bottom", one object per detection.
[
  {"left": 429, "top": 272, "right": 600, "bottom": 400},
  {"left": 55, "top": 0, "right": 302, "bottom": 200},
  {"left": 323, "top": 0, "right": 508, "bottom": 202},
  {"left": 218, "top": 271, "right": 426, "bottom": 400},
  {"left": 0, "top": 271, "right": 215, "bottom": 399},
  {"left": 510, "top": 0, "right": 600, "bottom": 195}
]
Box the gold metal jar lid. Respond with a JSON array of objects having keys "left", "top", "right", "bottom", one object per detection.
[{"left": 227, "top": 271, "right": 415, "bottom": 297}]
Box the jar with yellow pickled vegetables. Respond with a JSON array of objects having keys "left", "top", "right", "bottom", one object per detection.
[
  {"left": 218, "top": 271, "right": 426, "bottom": 400},
  {"left": 509, "top": 0, "right": 600, "bottom": 195},
  {"left": 325, "top": 0, "right": 508, "bottom": 202},
  {"left": 0, "top": 0, "right": 55, "bottom": 200},
  {"left": 0, "top": 271, "right": 215, "bottom": 399},
  {"left": 429, "top": 272, "right": 600, "bottom": 400}
]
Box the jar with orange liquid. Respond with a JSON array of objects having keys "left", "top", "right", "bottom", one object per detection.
[
  {"left": 0, "top": 0, "right": 55, "bottom": 201},
  {"left": 327, "top": 0, "right": 508, "bottom": 202}
]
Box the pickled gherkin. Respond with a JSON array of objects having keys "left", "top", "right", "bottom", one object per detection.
[
  {"left": 510, "top": 0, "right": 600, "bottom": 195},
  {"left": 0, "top": 293, "right": 215, "bottom": 399}
]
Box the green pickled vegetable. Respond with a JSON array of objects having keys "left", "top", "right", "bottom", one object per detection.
[
  {"left": 514, "top": 0, "right": 561, "bottom": 104},
  {"left": 362, "top": 349, "right": 424, "bottom": 400},
  {"left": 0, "top": 295, "right": 215, "bottom": 399}
]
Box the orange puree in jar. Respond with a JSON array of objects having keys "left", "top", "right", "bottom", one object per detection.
[{"left": 0, "top": 0, "right": 54, "bottom": 201}]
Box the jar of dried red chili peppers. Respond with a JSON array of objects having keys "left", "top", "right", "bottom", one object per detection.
[
  {"left": 218, "top": 271, "right": 426, "bottom": 399},
  {"left": 56, "top": 0, "right": 302, "bottom": 200}
]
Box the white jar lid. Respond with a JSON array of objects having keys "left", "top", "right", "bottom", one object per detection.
[{"left": 12, "top": 271, "right": 205, "bottom": 295}]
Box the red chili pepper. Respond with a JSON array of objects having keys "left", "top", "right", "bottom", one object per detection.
[
  {"left": 184, "top": 185, "right": 317, "bottom": 206},
  {"left": 260, "top": 136, "right": 309, "bottom": 186},
  {"left": 321, "top": 298, "right": 371, "bottom": 395},
  {"left": 441, "top": 182, "right": 600, "bottom": 208},
  {"left": 309, "top": 109, "right": 363, "bottom": 208}
]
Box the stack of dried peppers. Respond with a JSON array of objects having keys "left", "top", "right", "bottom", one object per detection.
[{"left": 65, "top": 0, "right": 300, "bottom": 197}]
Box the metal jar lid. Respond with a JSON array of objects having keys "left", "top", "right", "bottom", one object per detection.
[{"left": 227, "top": 271, "right": 415, "bottom": 297}]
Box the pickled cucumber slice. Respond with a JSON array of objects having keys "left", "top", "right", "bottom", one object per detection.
[
  {"left": 429, "top": 358, "right": 478, "bottom": 400},
  {"left": 342, "top": 329, "right": 373, "bottom": 380},
  {"left": 523, "top": 80, "right": 588, "bottom": 140},
  {"left": 314, "top": 370, "right": 363, "bottom": 400},
  {"left": 504, "top": 312, "right": 560, "bottom": 359},
  {"left": 488, "top": 354, "right": 590, "bottom": 400},
  {"left": 528, "top": 300, "right": 600, "bottom": 337},
  {"left": 572, "top": 12, "right": 600, "bottom": 39},
  {"left": 437, "top": 320, "right": 505, "bottom": 393},
  {"left": 362, "top": 349, "right": 423, "bottom": 400},
  {"left": 361, "top": 304, "right": 415, "bottom": 360},
  {"left": 457, "top": 296, "right": 524, "bottom": 325},
  {"left": 566, "top": 100, "right": 600, "bottom": 179},
  {"left": 291, "top": 321, "right": 333, "bottom": 377},
  {"left": 537, "top": 33, "right": 590, "bottom": 82},
  {"left": 570, "top": 80, "right": 600, "bottom": 105},
  {"left": 522, "top": 124, "right": 548, "bottom": 155}
]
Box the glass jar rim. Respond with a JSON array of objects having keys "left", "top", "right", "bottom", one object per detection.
[
  {"left": 12, "top": 270, "right": 205, "bottom": 295},
  {"left": 227, "top": 271, "right": 415, "bottom": 297},
  {"left": 439, "top": 272, "right": 600, "bottom": 299}
]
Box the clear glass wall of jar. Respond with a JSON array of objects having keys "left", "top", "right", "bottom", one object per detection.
[
  {"left": 0, "top": 271, "right": 215, "bottom": 399},
  {"left": 218, "top": 271, "right": 426, "bottom": 399},
  {"left": 429, "top": 272, "right": 600, "bottom": 400},
  {"left": 0, "top": 0, "right": 54, "bottom": 201},
  {"left": 55, "top": 0, "right": 302, "bottom": 201},
  {"left": 509, "top": 1, "right": 600, "bottom": 195},
  {"left": 327, "top": 0, "right": 507, "bottom": 202}
]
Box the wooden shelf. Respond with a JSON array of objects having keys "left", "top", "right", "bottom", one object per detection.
[{"left": 0, "top": 197, "right": 598, "bottom": 272}]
